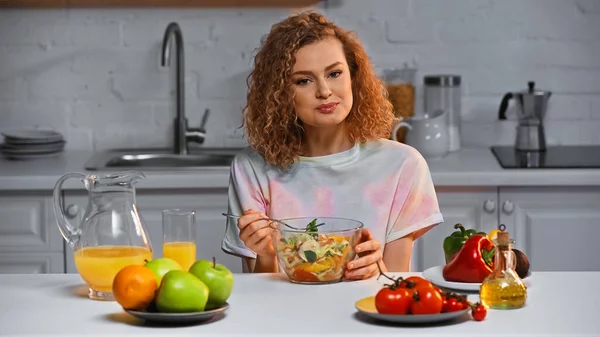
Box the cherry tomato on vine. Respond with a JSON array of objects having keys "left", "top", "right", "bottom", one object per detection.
[
  {"left": 472, "top": 303, "right": 487, "bottom": 321},
  {"left": 443, "top": 297, "right": 464, "bottom": 313}
]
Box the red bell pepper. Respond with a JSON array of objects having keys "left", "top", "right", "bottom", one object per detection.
[{"left": 442, "top": 234, "right": 494, "bottom": 283}]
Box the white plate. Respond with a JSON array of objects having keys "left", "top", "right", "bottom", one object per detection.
[
  {"left": 3, "top": 137, "right": 64, "bottom": 146},
  {"left": 422, "top": 265, "right": 532, "bottom": 292},
  {"left": 355, "top": 296, "right": 470, "bottom": 324},
  {"left": 1, "top": 129, "right": 63, "bottom": 143},
  {"left": 125, "top": 303, "right": 229, "bottom": 325},
  {"left": 1, "top": 141, "right": 65, "bottom": 153}
]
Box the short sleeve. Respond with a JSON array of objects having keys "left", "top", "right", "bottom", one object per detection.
[
  {"left": 386, "top": 149, "right": 444, "bottom": 243},
  {"left": 220, "top": 151, "right": 268, "bottom": 259}
]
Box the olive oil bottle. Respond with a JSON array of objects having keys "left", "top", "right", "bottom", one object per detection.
[{"left": 479, "top": 225, "right": 527, "bottom": 309}]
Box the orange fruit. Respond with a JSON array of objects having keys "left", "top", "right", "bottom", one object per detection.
[{"left": 112, "top": 265, "right": 158, "bottom": 310}]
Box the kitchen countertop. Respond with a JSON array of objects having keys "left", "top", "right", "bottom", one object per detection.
[
  {"left": 1, "top": 147, "right": 600, "bottom": 191},
  {"left": 1, "top": 272, "right": 598, "bottom": 336}
]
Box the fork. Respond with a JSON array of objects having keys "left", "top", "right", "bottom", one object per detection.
[{"left": 221, "top": 213, "right": 325, "bottom": 231}]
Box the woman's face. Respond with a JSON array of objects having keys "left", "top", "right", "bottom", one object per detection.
[{"left": 290, "top": 37, "right": 353, "bottom": 131}]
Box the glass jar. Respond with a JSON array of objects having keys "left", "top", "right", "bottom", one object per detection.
[
  {"left": 383, "top": 67, "right": 417, "bottom": 144},
  {"left": 479, "top": 224, "right": 527, "bottom": 310},
  {"left": 423, "top": 75, "right": 462, "bottom": 152}
]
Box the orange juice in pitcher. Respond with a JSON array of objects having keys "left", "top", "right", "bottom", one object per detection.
[
  {"left": 53, "top": 171, "right": 153, "bottom": 301},
  {"left": 163, "top": 241, "right": 197, "bottom": 271},
  {"left": 74, "top": 246, "right": 153, "bottom": 295}
]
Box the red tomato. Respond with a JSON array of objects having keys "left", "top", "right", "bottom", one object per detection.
[
  {"left": 375, "top": 287, "right": 412, "bottom": 315},
  {"left": 400, "top": 276, "right": 434, "bottom": 291},
  {"left": 442, "top": 297, "right": 464, "bottom": 313},
  {"left": 410, "top": 288, "right": 443, "bottom": 315},
  {"left": 472, "top": 303, "right": 487, "bottom": 321}
]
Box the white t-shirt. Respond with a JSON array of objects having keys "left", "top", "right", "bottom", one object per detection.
[{"left": 221, "top": 138, "right": 444, "bottom": 262}]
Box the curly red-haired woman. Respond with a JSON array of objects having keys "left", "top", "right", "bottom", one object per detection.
[{"left": 221, "top": 12, "right": 443, "bottom": 280}]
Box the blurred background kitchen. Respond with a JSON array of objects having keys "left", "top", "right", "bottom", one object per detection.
[
  {"left": 0, "top": 0, "right": 599, "bottom": 275},
  {"left": 1, "top": 0, "right": 599, "bottom": 149}
]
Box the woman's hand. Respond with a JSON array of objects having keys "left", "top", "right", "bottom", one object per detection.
[
  {"left": 237, "top": 209, "right": 275, "bottom": 258},
  {"left": 344, "top": 228, "right": 385, "bottom": 280}
]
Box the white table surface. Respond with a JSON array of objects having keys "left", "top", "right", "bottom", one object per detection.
[{"left": 0, "top": 272, "right": 599, "bottom": 337}]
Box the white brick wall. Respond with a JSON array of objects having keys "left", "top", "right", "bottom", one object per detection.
[{"left": 0, "top": 0, "right": 599, "bottom": 151}]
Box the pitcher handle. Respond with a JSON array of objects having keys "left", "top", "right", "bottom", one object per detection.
[
  {"left": 53, "top": 172, "right": 86, "bottom": 248},
  {"left": 391, "top": 121, "right": 413, "bottom": 142}
]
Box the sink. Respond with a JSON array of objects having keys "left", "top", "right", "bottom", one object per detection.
[{"left": 84, "top": 148, "right": 242, "bottom": 171}]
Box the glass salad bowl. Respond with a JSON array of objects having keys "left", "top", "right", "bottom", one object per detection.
[{"left": 270, "top": 217, "right": 364, "bottom": 284}]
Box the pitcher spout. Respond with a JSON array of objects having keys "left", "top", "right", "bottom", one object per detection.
[{"left": 85, "top": 171, "right": 146, "bottom": 191}]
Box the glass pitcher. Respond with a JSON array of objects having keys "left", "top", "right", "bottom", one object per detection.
[{"left": 53, "top": 171, "right": 153, "bottom": 301}]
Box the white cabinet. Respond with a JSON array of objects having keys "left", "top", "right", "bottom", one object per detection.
[
  {"left": 498, "top": 187, "right": 600, "bottom": 272},
  {"left": 0, "top": 192, "right": 64, "bottom": 274},
  {"left": 0, "top": 252, "right": 64, "bottom": 274},
  {"left": 411, "top": 187, "right": 497, "bottom": 272},
  {"left": 63, "top": 189, "right": 243, "bottom": 275},
  {"left": 414, "top": 187, "right": 600, "bottom": 273},
  {"left": 1, "top": 182, "right": 598, "bottom": 275}
]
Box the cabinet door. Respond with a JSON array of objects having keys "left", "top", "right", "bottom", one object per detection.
[
  {"left": 499, "top": 187, "right": 600, "bottom": 272},
  {"left": 0, "top": 252, "right": 64, "bottom": 274},
  {"left": 0, "top": 191, "right": 64, "bottom": 274},
  {"left": 64, "top": 189, "right": 243, "bottom": 274},
  {"left": 411, "top": 187, "right": 498, "bottom": 272},
  {"left": 0, "top": 192, "right": 62, "bottom": 252}
]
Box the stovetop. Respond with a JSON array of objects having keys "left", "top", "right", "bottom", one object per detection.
[{"left": 491, "top": 145, "right": 600, "bottom": 169}]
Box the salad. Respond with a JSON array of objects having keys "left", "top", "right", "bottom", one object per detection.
[{"left": 276, "top": 219, "right": 353, "bottom": 282}]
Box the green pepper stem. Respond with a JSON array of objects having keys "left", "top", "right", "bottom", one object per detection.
[
  {"left": 454, "top": 223, "right": 467, "bottom": 236},
  {"left": 482, "top": 247, "right": 495, "bottom": 266}
]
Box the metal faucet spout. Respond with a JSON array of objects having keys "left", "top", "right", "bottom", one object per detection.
[
  {"left": 161, "top": 22, "right": 185, "bottom": 123},
  {"left": 160, "top": 22, "right": 208, "bottom": 155}
]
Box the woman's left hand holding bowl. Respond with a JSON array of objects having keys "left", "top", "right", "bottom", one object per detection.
[{"left": 344, "top": 228, "right": 384, "bottom": 280}]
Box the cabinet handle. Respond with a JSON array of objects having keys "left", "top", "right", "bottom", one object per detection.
[
  {"left": 483, "top": 199, "right": 496, "bottom": 213},
  {"left": 502, "top": 200, "right": 514, "bottom": 215},
  {"left": 65, "top": 204, "right": 79, "bottom": 219}
]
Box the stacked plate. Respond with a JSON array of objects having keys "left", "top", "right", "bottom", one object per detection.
[{"left": 0, "top": 129, "right": 66, "bottom": 160}]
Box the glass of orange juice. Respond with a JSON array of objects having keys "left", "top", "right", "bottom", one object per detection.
[{"left": 162, "top": 209, "right": 197, "bottom": 271}]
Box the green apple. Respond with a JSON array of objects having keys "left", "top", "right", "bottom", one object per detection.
[
  {"left": 155, "top": 270, "right": 209, "bottom": 313},
  {"left": 144, "top": 257, "right": 182, "bottom": 286},
  {"left": 189, "top": 257, "right": 234, "bottom": 309}
]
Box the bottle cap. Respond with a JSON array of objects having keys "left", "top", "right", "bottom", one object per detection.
[
  {"left": 497, "top": 231, "right": 510, "bottom": 243},
  {"left": 496, "top": 224, "right": 510, "bottom": 243}
]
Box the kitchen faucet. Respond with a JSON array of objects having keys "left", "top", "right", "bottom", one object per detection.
[{"left": 161, "top": 22, "right": 209, "bottom": 155}]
